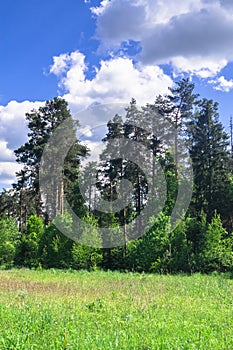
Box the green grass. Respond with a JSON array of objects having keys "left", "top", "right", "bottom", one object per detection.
[{"left": 0, "top": 269, "right": 232, "bottom": 349}]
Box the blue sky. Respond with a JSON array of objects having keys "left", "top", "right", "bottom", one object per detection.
[
  {"left": 1, "top": 0, "right": 233, "bottom": 190},
  {"left": 0, "top": 0, "right": 99, "bottom": 104}
]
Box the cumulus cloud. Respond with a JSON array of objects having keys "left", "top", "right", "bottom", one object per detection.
[
  {"left": 79, "top": 125, "right": 93, "bottom": 138},
  {"left": 0, "top": 100, "right": 42, "bottom": 187},
  {"left": 50, "top": 53, "right": 72, "bottom": 75},
  {"left": 209, "top": 76, "right": 233, "bottom": 92},
  {"left": 92, "top": 0, "right": 146, "bottom": 44},
  {"left": 92, "top": 0, "right": 204, "bottom": 43},
  {"left": 92, "top": 0, "right": 233, "bottom": 79},
  {"left": 141, "top": 7, "right": 233, "bottom": 65},
  {"left": 81, "top": 140, "right": 105, "bottom": 166},
  {"left": 171, "top": 57, "right": 227, "bottom": 79},
  {"left": 0, "top": 162, "right": 22, "bottom": 185},
  {"left": 50, "top": 51, "right": 173, "bottom": 111},
  {"left": 0, "top": 141, "right": 15, "bottom": 161},
  {"left": 50, "top": 51, "right": 87, "bottom": 78},
  {"left": 0, "top": 100, "right": 42, "bottom": 150},
  {"left": 91, "top": 0, "right": 110, "bottom": 16}
]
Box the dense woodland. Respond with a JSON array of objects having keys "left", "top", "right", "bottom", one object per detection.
[{"left": 1, "top": 78, "right": 233, "bottom": 273}]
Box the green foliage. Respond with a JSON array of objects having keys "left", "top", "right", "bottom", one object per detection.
[
  {"left": 76, "top": 214, "right": 102, "bottom": 247},
  {"left": 1, "top": 87, "right": 233, "bottom": 274},
  {"left": 39, "top": 213, "right": 72, "bottom": 268},
  {"left": 129, "top": 213, "right": 171, "bottom": 272},
  {"left": 71, "top": 243, "right": 102, "bottom": 271},
  {"left": 16, "top": 215, "right": 44, "bottom": 267},
  {"left": 189, "top": 98, "right": 231, "bottom": 221},
  {"left": 168, "top": 219, "right": 191, "bottom": 273},
  {"left": 200, "top": 212, "right": 233, "bottom": 272},
  {"left": 71, "top": 214, "right": 103, "bottom": 270},
  {"left": 184, "top": 213, "right": 207, "bottom": 271},
  {"left": 0, "top": 217, "right": 20, "bottom": 267}
]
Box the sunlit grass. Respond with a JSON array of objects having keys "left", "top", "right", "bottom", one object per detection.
[{"left": 0, "top": 269, "right": 232, "bottom": 349}]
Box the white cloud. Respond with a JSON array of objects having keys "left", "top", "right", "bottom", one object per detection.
[
  {"left": 209, "top": 76, "right": 233, "bottom": 92},
  {"left": 79, "top": 125, "right": 93, "bottom": 137},
  {"left": 0, "top": 141, "right": 15, "bottom": 161},
  {"left": 92, "top": 0, "right": 146, "bottom": 44},
  {"left": 91, "top": 0, "right": 110, "bottom": 15},
  {"left": 141, "top": 7, "right": 233, "bottom": 65},
  {"left": 0, "top": 162, "right": 22, "bottom": 185},
  {"left": 0, "top": 100, "right": 42, "bottom": 150},
  {"left": 92, "top": 0, "right": 233, "bottom": 79},
  {"left": 171, "top": 57, "right": 227, "bottom": 78},
  {"left": 51, "top": 51, "right": 173, "bottom": 111},
  {"left": 144, "top": 0, "right": 204, "bottom": 25},
  {"left": 93, "top": 0, "right": 204, "bottom": 43},
  {"left": 50, "top": 51, "right": 87, "bottom": 79},
  {"left": 0, "top": 100, "right": 42, "bottom": 187},
  {"left": 81, "top": 140, "right": 105, "bottom": 166},
  {"left": 50, "top": 53, "right": 71, "bottom": 75}
]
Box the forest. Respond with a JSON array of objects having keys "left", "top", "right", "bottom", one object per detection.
[{"left": 1, "top": 78, "right": 233, "bottom": 274}]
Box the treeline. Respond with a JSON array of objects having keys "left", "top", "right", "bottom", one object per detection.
[{"left": 1, "top": 79, "right": 233, "bottom": 273}]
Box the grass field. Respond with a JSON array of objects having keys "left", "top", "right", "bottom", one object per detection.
[{"left": 0, "top": 269, "right": 232, "bottom": 349}]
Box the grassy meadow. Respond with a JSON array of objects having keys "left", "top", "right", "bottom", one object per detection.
[{"left": 0, "top": 269, "right": 232, "bottom": 349}]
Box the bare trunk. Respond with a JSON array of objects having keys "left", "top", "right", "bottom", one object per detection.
[
  {"left": 175, "top": 114, "right": 178, "bottom": 181},
  {"left": 60, "top": 178, "right": 64, "bottom": 215},
  {"left": 123, "top": 207, "right": 127, "bottom": 256}
]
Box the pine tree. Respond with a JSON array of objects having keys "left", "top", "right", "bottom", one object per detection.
[
  {"left": 97, "top": 114, "right": 128, "bottom": 255},
  {"left": 124, "top": 99, "right": 150, "bottom": 235},
  {"left": 189, "top": 98, "right": 230, "bottom": 222},
  {"left": 14, "top": 97, "right": 87, "bottom": 223},
  {"left": 167, "top": 78, "right": 199, "bottom": 179}
]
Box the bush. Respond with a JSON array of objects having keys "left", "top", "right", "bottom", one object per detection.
[{"left": 0, "top": 217, "right": 20, "bottom": 267}]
